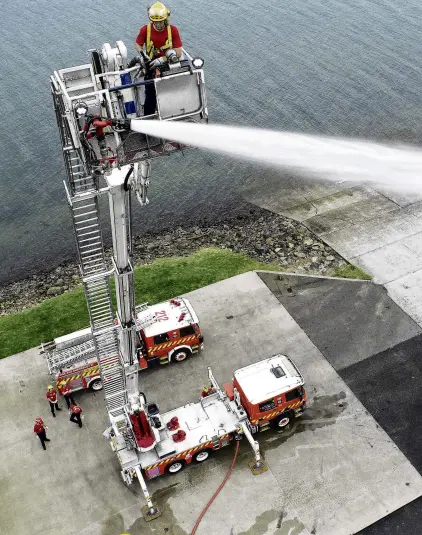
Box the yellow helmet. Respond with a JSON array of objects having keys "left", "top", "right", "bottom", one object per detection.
[
  {"left": 48, "top": 385, "right": 53, "bottom": 390},
  {"left": 148, "top": 2, "right": 170, "bottom": 22}
]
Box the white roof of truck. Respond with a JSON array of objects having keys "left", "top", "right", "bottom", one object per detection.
[
  {"left": 136, "top": 297, "right": 199, "bottom": 338},
  {"left": 234, "top": 354, "right": 304, "bottom": 405},
  {"left": 139, "top": 392, "right": 240, "bottom": 468}
]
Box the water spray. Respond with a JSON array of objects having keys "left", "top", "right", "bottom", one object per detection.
[{"left": 130, "top": 120, "right": 422, "bottom": 193}]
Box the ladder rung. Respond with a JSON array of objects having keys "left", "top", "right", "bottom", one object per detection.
[
  {"left": 81, "top": 248, "right": 103, "bottom": 257},
  {"left": 96, "top": 345, "right": 118, "bottom": 353},
  {"left": 88, "top": 298, "right": 110, "bottom": 306},
  {"left": 82, "top": 252, "right": 103, "bottom": 261},
  {"left": 76, "top": 223, "right": 100, "bottom": 232},
  {"left": 91, "top": 307, "right": 112, "bottom": 317},
  {"left": 93, "top": 320, "right": 113, "bottom": 329},
  {"left": 79, "top": 242, "right": 102, "bottom": 250},
  {"left": 87, "top": 288, "right": 109, "bottom": 298},
  {"left": 79, "top": 237, "right": 101, "bottom": 244},
  {"left": 75, "top": 217, "right": 99, "bottom": 226},
  {"left": 73, "top": 202, "right": 96, "bottom": 210},
  {"left": 74, "top": 210, "right": 98, "bottom": 219},
  {"left": 92, "top": 310, "right": 113, "bottom": 319},
  {"left": 92, "top": 311, "right": 113, "bottom": 319},
  {"left": 83, "top": 264, "right": 105, "bottom": 272},
  {"left": 77, "top": 230, "right": 101, "bottom": 238},
  {"left": 87, "top": 291, "right": 109, "bottom": 300},
  {"left": 92, "top": 318, "right": 113, "bottom": 327}
]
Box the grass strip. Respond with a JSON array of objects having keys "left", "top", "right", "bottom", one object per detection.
[{"left": 0, "top": 248, "right": 278, "bottom": 359}]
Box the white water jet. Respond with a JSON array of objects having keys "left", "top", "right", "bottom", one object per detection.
[{"left": 130, "top": 120, "right": 422, "bottom": 192}]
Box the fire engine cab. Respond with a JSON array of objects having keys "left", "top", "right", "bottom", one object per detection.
[
  {"left": 41, "top": 296, "right": 203, "bottom": 393},
  {"left": 111, "top": 354, "right": 306, "bottom": 484},
  {"left": 136, "top": 297, "right": 203, "bottom": 368}
]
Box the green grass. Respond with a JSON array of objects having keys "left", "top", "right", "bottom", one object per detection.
[
  {"left": 331, "top": 264, "right": 372, "bottom": 280},
  {"left": 0, "top": 248, "right": 278, "bottom": 359}
]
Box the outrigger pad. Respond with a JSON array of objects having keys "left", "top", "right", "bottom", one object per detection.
[
  {"left": 141, "top": 505, "right": 162, "bottom": 522},
  {"left": 248, "top": 459, "right": 269, "bottom": 476}
]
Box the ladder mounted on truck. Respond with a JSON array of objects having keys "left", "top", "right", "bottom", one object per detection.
[
  {"left": 43, "top": 339, "right": 96, "bottom": 374},
  {"left": 50, "top": 39, "right": 208, "bottom": 520}
]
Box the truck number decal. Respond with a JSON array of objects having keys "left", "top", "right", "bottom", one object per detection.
[{"left": 155, "top": 310, "right": 169, "bottom": 321}]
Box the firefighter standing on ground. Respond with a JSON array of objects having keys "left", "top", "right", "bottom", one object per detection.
[
  {"left": 135, "top": 2, "right": 183, "bottom": 115},
  {"left": 34, "top": 417, "right": 51, "bottom": 450},
  {"left": 70, "top": 403, "right": 83, "bottom": 428},
  {"left": 46, "top": 385, "right": 62, "bottom": 417},
  {"left": 60, "top": 381, "right": 76, "bottom": 409}
]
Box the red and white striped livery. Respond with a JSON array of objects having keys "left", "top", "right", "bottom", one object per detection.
[
  {"left": 41, "top": 297, "right": 204, "bottom": 394},
  {"left": 111, "top": 354, "right": 307, "bottom": 484}
]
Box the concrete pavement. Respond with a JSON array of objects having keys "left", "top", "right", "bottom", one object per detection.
[
  {"left": 240, "top": 175, "right": 422, "bottom": 326},
  {"left": 1, "top": 272, "right": 422, "bottom": 535}
]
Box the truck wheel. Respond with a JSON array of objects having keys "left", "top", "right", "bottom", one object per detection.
[
  {"left": 166, "top": 460, "right": 185, "bottom": 474},
  {"left": 274, "top": 412, "right": 294, "bottom": 429},
  {"left": 89, "top": 378, "right": 103, "bottom": 392},
  {"left": 172, "top": 349, "right": 191, "bottom": 363},
  {"left": 194, "top": 450, "right": 211, "bottom": 463}
]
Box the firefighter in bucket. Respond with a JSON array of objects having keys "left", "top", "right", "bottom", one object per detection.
[{"left": 135, "top": 2, "right": 183, "bottom": 115}]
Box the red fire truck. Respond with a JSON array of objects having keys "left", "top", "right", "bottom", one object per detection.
[
  {"left": 110, "top": 354, "right": 307, "bottom": 483},
  {"left": 41, "top": 297, "right": 203, "bottom": 393}
]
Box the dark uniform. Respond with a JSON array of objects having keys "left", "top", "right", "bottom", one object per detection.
[
  {"left": 46, "top": 387, "right": 62, "bottom": 417},
  {"left": 61, "top": 383, "right": 76, "bottom": 410},
  {"left": 70, "top": 404, "right": 83, "bottom": 428},
  {"left": 34, "top": 418, "right": 51, "bottom": 450}
]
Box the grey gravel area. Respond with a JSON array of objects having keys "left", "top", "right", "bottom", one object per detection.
[{"left": 0, "top": 206, "right": 346, "bottom": 315}]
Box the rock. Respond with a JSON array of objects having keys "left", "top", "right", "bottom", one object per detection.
[
  {"left": 0, "top": 205, "right": 348, "bottom": 315},
  {"left": 47, "top": 286, "right": 64, "bottom": 296}
]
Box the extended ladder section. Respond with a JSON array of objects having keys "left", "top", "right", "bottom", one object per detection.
[
  {"left": 50, "top": 44, "right": 210, "bottom": 519},
  {"left": 45, "top": 339, "right": 96, "bottom": 374},
  {"left": 51, "top": 73, "right": 128, "bottom": 420}
]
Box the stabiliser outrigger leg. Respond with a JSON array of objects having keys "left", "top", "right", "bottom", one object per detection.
[
  {"left": 135, "top": 466, "right": 162, "bottom": 521},
  {"left": 207, "top": 366, "right": 269, "bottom": 476},
  {"left": 240, "top": 422, "right": 269, "bottom": 475}
]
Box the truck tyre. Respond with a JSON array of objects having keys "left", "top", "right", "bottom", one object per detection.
[
  {"left": 172, "top": 349, "right": 191, "bottom": 363},
  {"left": 166, "top": 460, "right": 185, "bottom": 474},
  {"left": 193, "top": 450, "right": 211, "bottom": 463},
  {"left": 273, "top": 411, "right": 294, "bottom": 429},
  {"left": 89, "top": 378, "right": 103, "bottom": 391}
]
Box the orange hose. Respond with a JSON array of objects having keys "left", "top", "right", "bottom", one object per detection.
[{"left": 191, "top": 439, "right": 240, "bottom": 535}]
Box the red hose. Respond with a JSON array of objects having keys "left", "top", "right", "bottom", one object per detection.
[{"left": 191, "top": 439, "right": 240, "bottom": 535}]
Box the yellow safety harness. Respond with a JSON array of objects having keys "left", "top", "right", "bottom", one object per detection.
[{"left": 146, "top": 23, "right": 173, "bottom": 59}]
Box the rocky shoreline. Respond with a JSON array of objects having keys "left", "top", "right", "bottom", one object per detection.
[{"left": 0, "top": 206, "right": 346, "bottom": 315}]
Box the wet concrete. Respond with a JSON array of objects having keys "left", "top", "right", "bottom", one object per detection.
[
  {"left": 1, "top": 272, "right": 422, "bottom": 535},
  {"left": 237, "top": 510, "right": 306, "bottom": 535}
]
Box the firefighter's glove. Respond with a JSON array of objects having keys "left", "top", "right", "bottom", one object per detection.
[
  {"left": 111, "top": 118, "right": 131, "bottom": 130},
  {"left": 128, "top": 56, "right": 141, "bottom": 68},
  {"left": 150, "top": 57, "right": 165, "bottom": 68}
]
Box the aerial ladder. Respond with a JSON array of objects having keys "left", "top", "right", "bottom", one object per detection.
[{"left": 50, "top": 40, "right": 208, "bottom": 518}]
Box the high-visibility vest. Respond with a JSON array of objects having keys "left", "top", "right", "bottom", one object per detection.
[{"left": 146, "top": 23, "right": 173, "bottom": 59}]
